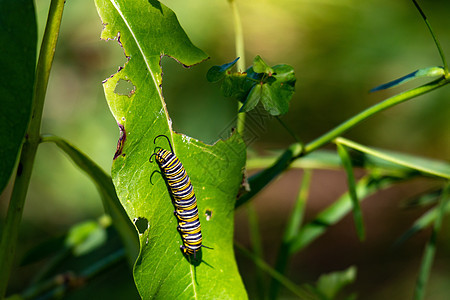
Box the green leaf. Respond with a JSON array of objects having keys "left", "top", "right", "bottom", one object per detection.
[
  {"left": 290, "top": 173, "right": 408, "bottom": 253},
  {"left": 252, "top": 55, "right": 274, "bottom": 74},
  {"left": 414, "top": 183, "right": 450, "bottom": 300},
  {"left": 207, "top": 56, "right": 296, "bottom": 116},
  {"left": 370, "top": 66, "right": 445, "bottom": 92},
  {"left": 315, "top": 266, "right": 357, "bottom": 299},
  {"left": 41, "top": 135, "right": 139, "bottom": 266},
  {"left": 239, "top": 83, "right": 263, "bottom": 112},
  {"left": 95, "top": 1, "right": 247, "bottom": 299},
  {"left": 206, "top": 57, "right": 240, "bottom": 82},
  {"left": 0, "top": 0, "right": 36, "bottom": 193},
  {"left": 335, "top": 137, "right": 450, "bottom": 179},
  {"left": 336, "top": 143, "right": 365, "bottom": 241},
  {"left": 66, "top": 220, "right": 107, "bottom": 256}
]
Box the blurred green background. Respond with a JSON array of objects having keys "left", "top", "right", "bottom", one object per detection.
[{"left": 1, "top": 0, "right": 449, "bottom": 299}]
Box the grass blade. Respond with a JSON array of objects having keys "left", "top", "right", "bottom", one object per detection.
[
  {"left": 269, "top": 170, "right": 312, "bottom": 299},
  {"left": 335, "top": 137, "right": 450, "bottom": 179},
  {"left": 41, "top": 135, "right": 139, "bottom": 266},
  {"left": 336, "top": 143, "right": 365, "bottom": 241},
  {"left": 235, "top": 242, "right": 320, "bottom": 300},
  {"left": 414, "top": 183, "right": 450, "bottom": 300}
]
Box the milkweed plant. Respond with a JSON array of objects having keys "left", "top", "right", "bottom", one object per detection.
[{"left": 1, "top": 0, "right": 449, "bottom": 299}]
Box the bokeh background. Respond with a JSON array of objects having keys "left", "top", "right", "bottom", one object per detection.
[{"left": 1, "top": 0, "right": 449, "bottom": 299}]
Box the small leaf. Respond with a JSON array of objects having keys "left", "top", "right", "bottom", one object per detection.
[
  {"left": 253, "top": 55, "right": 274, "bottom": 74},
  {"left": 315, "top": 266, "right": 357, "bottom": 299},
  {"left": 66, "top": 220, "right": 107, "bottom": 256},
  {"left": 259, "top": 64, "right": 296, "bottom": 115},
  {"left": 0, "top": 0, "right": 37, "bottom": 193},
  {"left": 240, "top": 83, "right": 263, "bottom": 112},
  {"left": 370, "top": 66, "right": 445, "bottom": 92},
  {"left": 222, "top": 72, "right": 254, "bottom": 99},
  {"left": 206, "top": 57, "right": 240, "bottom": 82}
]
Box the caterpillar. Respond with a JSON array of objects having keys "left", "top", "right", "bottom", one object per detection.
[{"left": 149, "top": 134, "right": 211, "bottom": 257}]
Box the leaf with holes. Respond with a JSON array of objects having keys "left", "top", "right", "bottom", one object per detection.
[{"left": 95, "top": 0, "right": 247, "bottom": 299}]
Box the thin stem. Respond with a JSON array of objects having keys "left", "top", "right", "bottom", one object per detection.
[
  {"left": 237, "top": 77, "right": 449, "bottom": 208},
  {"left": 269, "top": 170, "right": 312, "bottom": 299},
  {"left": 22, "top": 249, "right": 126, "bottom": 300},
  {"left": 234, "top": 242, "right": 317, "bottom": 299},
  {"left": 228, "top": 0, "right": 246, "bottom": 135},
  {"left": 276, "top": 116, "right": 302, "bottom": 144},
  {"left": 246, "top": 204, "right": 266, "bottom": 299},
  {"left": 413, "top": 182, "right": 450, "bottom": 300},
  {"left": 0, "top": 0, "right": 65, "bottom": 297},
  {"left": 303, "top": 77, "right": 448, "bottom": 155},
  {"left": 412, "top": 0, "right": 448, "bottom": 76}
]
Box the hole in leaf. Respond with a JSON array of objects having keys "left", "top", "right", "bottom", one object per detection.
[
  {"left": 205, "top": 209, "right": 212, "bottom": 221},
  {"left": 133, "top": 217, "right": 148, "bottom": 234},
  {"left": 114, "top": 78, "right": 136, "bottom": 97}
]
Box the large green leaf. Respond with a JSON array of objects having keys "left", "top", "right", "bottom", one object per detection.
[
  {"left": 95, "top": 1, "right": 247, "bottom": 299},
  {"left": 0, "top": 0, "right": 36, "bottom": 193}
]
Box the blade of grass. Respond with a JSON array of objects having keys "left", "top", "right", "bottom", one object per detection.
[
  {"left": 40, "top": 135, "right": 139, "bottom": 266},
  {"left": 235, "top": 242, "right": 320, "bottom": 300},
  {"left": 289, "top": 173, "right": 410, "bottom": 253},
  {"left": 246, "top": 204, "right": 266, "bottom": 299},
  {"left": 413, "top": 182, "right": 450, "bottom": 300},
  {"left": 394, "top": 198, "right": 450, "bottom": 247},
  {"left": 336, "top": 143, "right": 365, "bottom": 241},
  {"left": 335, "top": 137, "right": 450, "bottom": 179},
  {"left": 269, "top": 170, "right": 312, "bottom": 300},
  {"left": 0, "top": 0, "right": 65, "bottom": 297}
]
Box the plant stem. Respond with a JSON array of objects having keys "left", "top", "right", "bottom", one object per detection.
[
  {"left": 234, "top": 242, "right": 317, "bottom": 299},
  {"left": 22, "top": 248, "right": 126, "bottom": 300},
  {"left": 276, "top": 116, "right": 302, "bottom": 144},
  {"left": 228, "top": 0, "right": 246, "bottom": 135},
  {"left": 269, "top": 170, "right": 312, "bottom": 299},
  {"left": 412, "top": 0, "right": 449, "bottom": 77},
  {"left": 413, "top": 183, "right": 450, "bottom": 300},
  {"left": 0, "top": 0, "right": 65, "bottom": 297},
  {"left": 237, "top": 77, "right": 448, "bottom": 208},
  {"left": 303, "top": 77, "right": 448, "bottom": 154},
  {"left": 246, "top": 203, "right": 266, "bottom": 299}
]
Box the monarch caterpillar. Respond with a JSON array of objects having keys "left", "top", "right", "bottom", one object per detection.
[{"left": 149, "top": 135, "right": 211, "bottom": 257}]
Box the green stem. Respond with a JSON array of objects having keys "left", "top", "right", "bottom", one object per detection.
[
  {"left": 276, "top": 116, "right": 302, "bottom": 144},
  {"left": 412, "top": 0, "right": 448, "bottom": 77},
  {"left": 269, "top": 170, "right": 312, "bottom": 299},
  {"left": 22, "top": 249, "right": 126, "bottom": 300},
  {"left": 228, "top": 0, "right": 246, "bottom": 135},
  {"left": 413, "top": 182, "right": 450, "bottom": 300},
  {"left": 246, "top": 204, "right": 266, "bottom": 299},
  {"left": 0, "top": 0, "right": 65, "bottom": 297},
  {"left": 238, "top": 77, "right": 448, "bottom": 208},
  {"left": 235, "top": 242, "right": 317, "bottom": 299},
  {"left": 304, "top": 77, "right": 448, "bottom": 154}
]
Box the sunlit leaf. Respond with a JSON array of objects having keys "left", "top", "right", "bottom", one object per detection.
[
  {"left": 95, "top": 0, "right": 247, "bottom": 298},
  {"left": 315, "top": 266, "right": 357, "bottom": 299}
]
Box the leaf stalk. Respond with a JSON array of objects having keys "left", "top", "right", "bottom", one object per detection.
[{"left": 0, "top": 0, "right": 65, "bottom": 297}]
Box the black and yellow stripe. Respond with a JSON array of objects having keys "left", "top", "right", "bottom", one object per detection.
[{"left": 150, "top": 135, "right": 208, "bottom": 257}]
